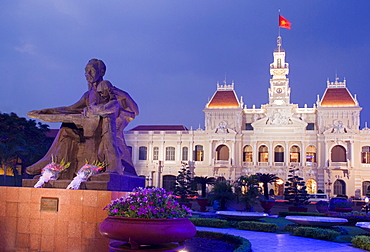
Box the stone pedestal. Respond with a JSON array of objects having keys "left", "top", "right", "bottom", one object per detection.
[{"left": 22, "top": 173, "right": 145, "bottom": 191}]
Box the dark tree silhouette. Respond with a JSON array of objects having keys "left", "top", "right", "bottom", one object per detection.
[{"left": 0, "top": 112, "right": 53, "bottom": 176}]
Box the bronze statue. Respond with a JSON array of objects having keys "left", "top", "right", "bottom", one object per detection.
[{"left": 27, "top": 59, "right": 139, "bottom": 179}]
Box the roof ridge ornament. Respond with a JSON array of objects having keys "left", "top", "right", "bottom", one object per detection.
[{"left": 327, "top": 76, "right": 346, "bottom": 88}]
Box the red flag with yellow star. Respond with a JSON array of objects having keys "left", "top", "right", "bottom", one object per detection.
[{"left": 279, "top": 15, "right": 291, "bottom": 29}]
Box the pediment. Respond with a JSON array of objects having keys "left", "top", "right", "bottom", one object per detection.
[{"left": 251, "top": 116, "right": 308, "bottom": 133}]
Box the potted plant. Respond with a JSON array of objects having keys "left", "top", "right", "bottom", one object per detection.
[
  {"left": 256, "top": 173, "right": 278, "bottom": 214},
  {"left": 316, "top": 200, "right": 329, "bottom": 213},
  {"left": 208, "top": 180, "right": 235, "bottom": 211},
  {"left": 234, "top": 175, "right": 260, "bottom": 212},
  {"left": 173, "top": 163, "right": 197, "bottom": 208},
  {"left": 330, "top": 197, "right": 353, "bottom": 212},
  {"left": 284, "top": 167, "right": 309, "bottom": 212},
  {"left": 99, "top": 187, "right": 196, "bottom": 250},
  {"left": 194, "top": 176, "right": 216, "bottom": 212}
]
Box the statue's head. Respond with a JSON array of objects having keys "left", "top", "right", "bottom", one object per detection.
[
  {"left": 97, "top": 80, "right": 113, "bottom": 102},
  {"left": 85, "top": 59, "right": 106, "bottom": 84}
]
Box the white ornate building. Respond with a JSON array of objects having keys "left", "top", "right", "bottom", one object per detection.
[{"left": 125, "top": 36, "right": 370, "bottom": 199}]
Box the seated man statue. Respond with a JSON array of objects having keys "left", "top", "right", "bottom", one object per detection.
[{"left": 27, "top": 59, "right": 139, "bottom": 179}]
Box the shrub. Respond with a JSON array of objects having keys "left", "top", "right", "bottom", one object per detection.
[
  {"left": 279, "top": 211, "right": 325, "bottom": 217},
  {"left": 293, "top": 227, "right": 340, "bottom": 241},
  {"left": 326, "top": 212, "right": 370, "bottom": 226},
  {"left": 352, "top": 235, "right": 370, "bottom": 251},
  {"left": 238, "top": 221, "right": 277, "bottom": 233},
  {"left": 190, "top": 218, "right": 228, "bottom": 228},
  {"left": 195, "top": 231, "right": 252, "bottom": 252}
]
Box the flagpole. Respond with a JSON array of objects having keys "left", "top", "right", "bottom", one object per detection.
[
  {"left": 278, "top": 9, "right": 281, "bottom": 38},
  {"left": 278, "top": 9, "right": 281, "bottom": 52}
]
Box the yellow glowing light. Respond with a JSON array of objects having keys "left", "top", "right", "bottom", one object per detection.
[{"left": 276, "top": 179, "right": 284, "bottom": 185}]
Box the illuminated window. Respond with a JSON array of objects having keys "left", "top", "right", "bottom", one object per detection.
[
  {"left": 290, "top": 145, "right": 300, "bottom": 162},
  {"left": 258, "top": 145, "right": 268, "bottom": 162},
  {"left": 306, "top": 145, "right": 316, "bottom": 165},
  {"left": 139, "top": 146, "right": 147, "bottom": 160},
  {"left": 306, "top": 179, "right": 317, "bottom": 194},
  {"left": 243, "top": 145, "right": 253, "bottom": 162},
  {"left": 194, "top": 145, "right": 204, "bottom": 161},
  {"left": 165, "top": 147, "right": 175, "bottom": 161},
  {"left": 362, "top": 146, "right": 370, "bottom": 164}
]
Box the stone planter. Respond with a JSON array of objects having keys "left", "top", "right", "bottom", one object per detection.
[
  {"left": 260, "top": 200, "right": 275, "bottom": 214},
  {"left": 196, "top": 198, "right": 209, "bottom": 212},
  {"left": 99, "top": 216, "right": 196, "bottom": 249},
  {"left": 316, "top": 205, "right": 329, "bottom": 213}
]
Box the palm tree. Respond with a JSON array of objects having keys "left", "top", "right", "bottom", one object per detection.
[
  {"left": 234, "top": 175, "right": 260, "bottom": 211},
  {"left": 208, "top": 181, "right": 235, "bottom": 210},
  {"left": 256, "top": 173, "right": 279, "bottom": 200},
  {"left": 194, "top": 176, "right": 216, "bottom": 198}
]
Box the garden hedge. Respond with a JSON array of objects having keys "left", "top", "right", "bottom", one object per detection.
[
  {"left": 352, "top": 235, "right": 370, "bottom": 251},
  {"left": 238, "top": 221, "right": 277, "bottom": 233},
  {"left": 190, "top": 218, "right": 228, "bottom": 228},
  {"left": 292, "top": 226, "right": 340, "bottom": 241},
  {"left": 196, "top": 231, "right": 252, "bottom": 252}
]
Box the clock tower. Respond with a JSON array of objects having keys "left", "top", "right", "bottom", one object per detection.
[{"left": 268, "top": 36, "right": 290, "bottom": 105}]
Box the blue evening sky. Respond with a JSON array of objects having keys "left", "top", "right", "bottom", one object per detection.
[{"left": 0, "top": 1, "right": 369, "bottom": 130}]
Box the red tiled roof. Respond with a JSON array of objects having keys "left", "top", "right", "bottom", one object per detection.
[
  {"left": 207, "top": 90, "right": 240, "bottom": 108},
  {"left": 321, "top": 88, "right": 356, "bottom": 106},
  {"left": 129, "top": 125, "right": 188, "bottom": 131}
]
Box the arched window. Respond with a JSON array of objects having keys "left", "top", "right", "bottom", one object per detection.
[
  {"left": 243, "top": 145, "right": 253, "bottom": 162},
  {"left": 194, "top": 145, "right": 204, "bottom": 161},
  {"left": 182, "top": 147, "right": 188, "bottom": 161},
  {"left": 306, "top": 179, "right": 317, "bottom": 194},
  {"left": 362, "top": 146, "right": 370, "bottom": 164},
  {"left": 163, "top": 175, "right": 176, "bottom": 192},
  {"left": 290, "top": 145, "right": 300, "bottom": 162},
  {"left": 306, "top": 145, "right": 316, "bottom": 164},
  {"left": 165, "top": 147, "right": 175, "bottom": 161},
  {"left": 334, "top": 180, "right": 346, "bottom": 196},
  {"left": 331, "top": 145, "right": 346, "bottom": 162},
  {"left": 258, "top": 145, "right": 268, "bottom": 162},
  {"left": 216, "top": 145, "right": 229, "bottom": 160},
  {"left": 153, "top": 147, "right": 159, "bottom": 160},
  {"left": 362, "top": 181, "right": 370, "bottom": 196},
  {"left": 139, "top": 146, "right": 147, "bottom": 160},
  {"left": 274, "top": 145, "right": 284, "bottom": 162}
]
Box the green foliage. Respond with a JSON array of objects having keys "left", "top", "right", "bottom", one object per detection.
[
  {"left": 208, "top": 181, "right": 235, "bottom": 210},
  {"left": 0, "top": 112, "right": 53, "bottom": 175},
  {"left": 194, "top": 176, "right": 216, "bottom": 198},
  {"left": 316, "top": 200, "right": 329, "bottom": 206},
  {"left": 283, "top": 167, "right": 309, "bottom": 207},
  {"left": 256, "top": 173, "right": 278, "bottom": 200},
  {"left": 189, "top": 218, "right": 227, "bottom": 228},
  {"left": 352, "top": 236, "right": 370, "bottom": 251},
  {"left": 238, "top": 221, "right": 277, "bottom": 233},
  {"left": 326, "top": 211, "right": 370, "bottom": 226},
  {"left": 234, "top": 175, "right": 260, "bottom": 211},
  {"left": 278, "top": 211, "right": 325, "bottom": 217},
  {"left": 174, "top": 162, "right": 197, "bottom": 202},
  {"left": 293, "top": 227, "right": 340, "bottom": 241},
  {"left": 195, "top": 231, "right": 252, "bottom": 252}
]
